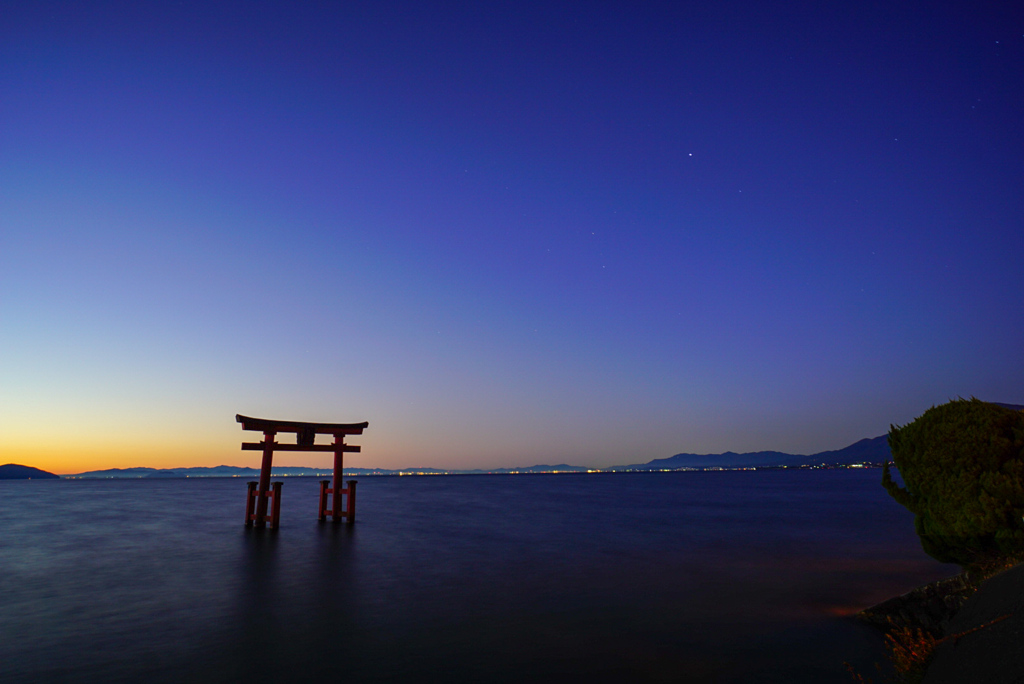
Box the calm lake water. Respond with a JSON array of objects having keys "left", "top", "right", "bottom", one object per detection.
[{"left": 0, "top": 469, "right": 954, "bottom": 683}]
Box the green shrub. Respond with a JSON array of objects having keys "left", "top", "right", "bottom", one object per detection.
[{"left": 883, "top": 398, "right": 1024, "bottom": 568}]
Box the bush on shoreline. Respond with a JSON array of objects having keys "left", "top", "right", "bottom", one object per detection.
[{"left": 883, "top": 398, "right": 1024, "bottom": 569}]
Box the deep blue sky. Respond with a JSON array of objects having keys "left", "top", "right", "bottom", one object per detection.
[{"left": 2, "top": 1, "right": 1023, "bottom": 472}]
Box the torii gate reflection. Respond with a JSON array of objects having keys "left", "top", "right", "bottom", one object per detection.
[{"left": 236, "top": 414, "right": 368, "bottom": 529}]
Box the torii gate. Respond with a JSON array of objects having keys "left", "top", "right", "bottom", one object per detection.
[{"left": 236, "top": 414, "right": 368, "bottom": 529}]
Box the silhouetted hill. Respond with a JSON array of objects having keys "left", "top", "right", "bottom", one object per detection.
[
  {"left": 812, "top": 435, "right": 891, "bottom": 463},
  {"left": 611, "top": 435, "right": 891, "bottom": 470},
  {"left": 0, "top": 464, "right": 60, "bottom": 480},
  {"left": 72, "top": 465, "right": 269, "bottom": 479},
  {"left": 461, "top": 464, "right": 592, "bottom": 474},
  {"left": 70, "top": 467, "right": 164, "bottom": 478}
]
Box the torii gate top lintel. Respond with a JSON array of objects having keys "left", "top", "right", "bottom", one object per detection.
[{"left": 236, "top": 414, "right": 368, "bottom": 436}]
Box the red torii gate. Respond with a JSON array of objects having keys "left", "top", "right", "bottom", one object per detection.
[{"left": 236, "top": 414, "right": 368, "bottom": 529}]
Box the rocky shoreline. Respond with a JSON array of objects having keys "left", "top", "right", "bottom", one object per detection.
[
  {"left": 857, "top": 564, "right": 1024, "bottom": 683},
  {"left": 858, "top": 572, "right": 977, "bottom": 636}
]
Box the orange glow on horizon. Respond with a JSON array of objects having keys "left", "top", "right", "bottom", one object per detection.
[{"left": 1, "top": 435, "right": 381, "bottom": 475}]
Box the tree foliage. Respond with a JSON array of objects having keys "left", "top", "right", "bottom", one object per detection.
[{"left": 883, "top": 398, "right": 1024, "bottom": 568}]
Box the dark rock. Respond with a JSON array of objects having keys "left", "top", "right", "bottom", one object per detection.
[{"left": 922, "top": 563, "right": 1024, "bottom": 683}]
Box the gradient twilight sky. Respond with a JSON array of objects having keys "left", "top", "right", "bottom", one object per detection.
[{"left": 2, "top": 1, "right": 1023, "bottom": 474}]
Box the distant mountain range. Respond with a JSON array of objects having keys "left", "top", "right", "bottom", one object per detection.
[
  {"left": 64, "top": 464, "right": 595, "bottom": 478},
  {"left": 610, "top": 435, "right": 891, "bottom": 470},
  {"left": 62, "top": 436, "right": 890, "bottom": 478},
  {"left": 17, "top": 402, "right": 1024, "bottom": 480}
]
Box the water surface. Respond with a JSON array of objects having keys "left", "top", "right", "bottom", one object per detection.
[{"left": 0, "top": 470, "right": 954, "bottom": 683}]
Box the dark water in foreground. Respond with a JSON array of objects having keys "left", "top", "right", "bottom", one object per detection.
[{"left": 1, "top": 470, "right": 954, "bottom": 683}]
